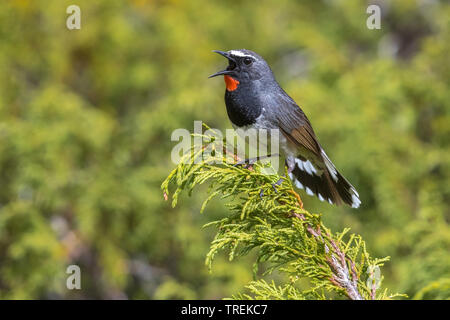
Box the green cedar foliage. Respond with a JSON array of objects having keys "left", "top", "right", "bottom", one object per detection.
[{"left": 162, "top": 127, "right": 404, "bottom": 300}]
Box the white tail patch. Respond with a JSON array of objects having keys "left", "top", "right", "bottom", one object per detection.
[
  {"left": 289, "top": 172, "right": 304, "bottom": 190},
  {"left": 295, "top": 158, "right": 304, "bottom": 171},
  {"left": 351, "top": 186, "right": 360, "bottom": 198},
  {"left": 321, "top": 149, "right": 338, "bottom": 182},
  {"left": 295, "top": 180, "right": 304, "bottom": 190},
  {"left": 289, "top": 154, "right": 361, "bottom": 208},
  {"left": 295, "top": 158, "right": 318, "bottom": 176},
  {"left": 351, "top": 194, "right": 361, "bottom": 208}
]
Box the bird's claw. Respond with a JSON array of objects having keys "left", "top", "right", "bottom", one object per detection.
[
  {"left": 234, "top": 154, "right": 279, "bottom": 169},
  {"left": 272, "top": 178, "right": 284, "bottom": 193},
  {"left": 260, "top": 178, "right": 284, "bottom": 199},
  {"left": 272, "top": 183, "right": 278, "bottom": 193},
  {"left": 233, "top": 159, "right": 255, "bottom": 169}
]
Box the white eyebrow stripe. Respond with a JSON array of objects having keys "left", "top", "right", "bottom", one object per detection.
[{"left": 229, "top": 50, "right": 253, "bottom": 58}]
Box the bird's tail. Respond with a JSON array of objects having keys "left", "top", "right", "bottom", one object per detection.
[{"left": 288, "top": 151, "right": 361, "bottom": 208}]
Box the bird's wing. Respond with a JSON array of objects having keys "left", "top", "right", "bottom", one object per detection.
[
  {"left": 273, "top": 92, "right": 361, "bottom": 208},
  {"left": 274, "top": 92, "right": 323, "bottom": 161}
]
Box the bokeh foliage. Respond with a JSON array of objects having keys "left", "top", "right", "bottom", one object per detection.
[{"left": 0, "top": 0, "right": 448, "bottom": 299}]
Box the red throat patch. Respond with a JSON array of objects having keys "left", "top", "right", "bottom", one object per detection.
[{"left": 224, "top": 75, "right": 239, "bottom": 91}]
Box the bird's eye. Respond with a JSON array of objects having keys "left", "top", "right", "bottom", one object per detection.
[{"left": 243, "top": 58, "right": 253, "bottom": 65}]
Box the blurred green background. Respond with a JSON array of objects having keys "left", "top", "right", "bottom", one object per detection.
[{"left": 0, "top": 0, "right": 448, "bottom": 299}]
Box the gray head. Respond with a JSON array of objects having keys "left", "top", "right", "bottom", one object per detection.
[{"left": 209, "top": 49, "right": 274, "bottom": 83}]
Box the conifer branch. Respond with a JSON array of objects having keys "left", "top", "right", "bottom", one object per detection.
[{"left": 161, "top": 124, "right": 404, "bottom": 300}]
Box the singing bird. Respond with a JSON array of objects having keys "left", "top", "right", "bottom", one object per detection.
[{"left": 209, "top": 49, "right": 361, "bottom": 208}]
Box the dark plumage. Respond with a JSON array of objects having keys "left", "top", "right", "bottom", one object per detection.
[{"left": 209, "top": 49, "right": 361, "bottom": 208}]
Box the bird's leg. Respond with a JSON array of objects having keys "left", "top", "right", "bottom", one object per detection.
[
  {"left": 270, "top": 177, "right": 283, "bottom": 194},
  {"left": 257, "top": 154, "right": 285, "bottom": 198},
  {"left": 245, "top": 153, "right": 281, "bottom": 199},
  {"left": 260, "top": 178, "right": 284, "bottom": 199},
  {"left": 234, "top": 153, "right": 279, "bottom": 169},
  {"left": 270, "top": 160, "right": 292, "bottom": 194},
  {"left": 259, "top": 181, "right": 282, "bottom": 199},
  {"left": 285, "top": 158, "right": 303, "bottom": 208},
  {"left": 259, "top": 189, "right": 265, "bottom": 199}
]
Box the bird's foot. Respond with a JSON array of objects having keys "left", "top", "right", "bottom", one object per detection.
[
  {"left": 259, "top": 188, "right": 264, "bottom": 199},
  {"left": 233, "top": 158, "right": 255, "bottom": 170},
  {"left": 259, "top": 178, "right": 284, "bottom": 199},
  {"left": 234, "top": 154, "right": 280, "bottom": 169},
  {"left": 272, "top": 177, "right": 283, "bottom": 193}
]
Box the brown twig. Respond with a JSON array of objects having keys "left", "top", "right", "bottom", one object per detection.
[
  {"left": 289, "top": 189, "right": 304, "bottom": 209},
  {"left": 368, "top": 266, "right": 377, "bottom": 300},
  {"left": 206, "top": 141, "right": 364, "bottom": 299},
  {"left": 289, "top": 190, "right": 364, "bottom": 300}
]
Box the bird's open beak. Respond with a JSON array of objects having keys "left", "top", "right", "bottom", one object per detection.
[{"left": 208, "top": 50, "right": 237, "bottom": 78}]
